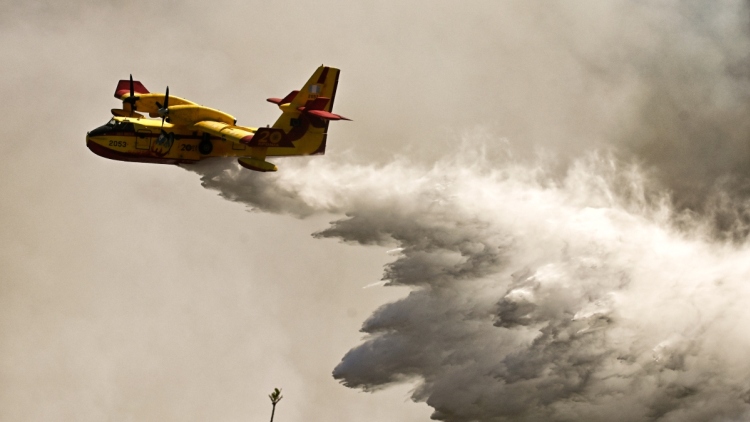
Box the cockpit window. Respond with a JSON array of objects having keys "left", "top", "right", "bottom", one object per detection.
[{"left": 104, "top": 119, "right": 135, "bottom": 133}]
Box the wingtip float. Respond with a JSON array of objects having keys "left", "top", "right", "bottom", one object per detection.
[{"left": 86, "top": 66, "right": 349, "bottom": 172}]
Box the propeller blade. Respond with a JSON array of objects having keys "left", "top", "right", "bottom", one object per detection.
[
  {"left": 156, "top": 86, "right": 171, "bottom": 119},
  {"left": 124, "top": 74, "right": 139, "bottom": 110}
]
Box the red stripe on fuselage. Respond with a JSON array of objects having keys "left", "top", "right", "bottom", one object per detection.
[
  {"left": 105, "top": 131, "right": 221, "bottom": 141},
  {"left": 86, "top": 140, "right": 196, "bottom": 165}
]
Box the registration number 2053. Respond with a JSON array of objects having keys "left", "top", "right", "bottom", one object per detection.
[{"left": 109, "top": 140, "right": 127, "bottom": 148}]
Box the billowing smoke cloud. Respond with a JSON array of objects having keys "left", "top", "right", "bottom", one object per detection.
[
  {"left": 186, "top": 145, "right": 750, "bottom": 421},
  {"left": 182, "top": 3, "right": 750, "bottom": 420},
  {"left": 574, "top": 1, "right": 750, "bottom": 239}
]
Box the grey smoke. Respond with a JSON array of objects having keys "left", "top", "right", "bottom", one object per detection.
[
  {"left": 590, "top": 1, "right": 750, "bottom": 238},
  {"left": 184, "top": 1, "right": 750, "bottom": 421},
  {"left": 187, "top": 148, "right": 750, "bottom": 421}
]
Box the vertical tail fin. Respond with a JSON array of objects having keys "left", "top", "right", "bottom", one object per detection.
[
  {"left": 284, "top": 65, "right": 339, "bottom": 111},
  {"left": 264, "top": 65, "right": 348, "bottom": 156}
]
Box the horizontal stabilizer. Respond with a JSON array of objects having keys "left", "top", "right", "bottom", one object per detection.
[
  {"left": 299, "top": 96, "right": 330, "bottom": 111},
  {"left": 267, "top": 90, "right": 299, "bottom": 105},
  {"left": 307, "top": 109, "right": 351, "bottom": 121},
  {"left": 114, "top": 80, "right": 149, "bottom": 99}
]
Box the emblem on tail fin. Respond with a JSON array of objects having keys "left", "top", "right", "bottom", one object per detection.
[{"left": 309, "top": 84, "right": 322, "bottom": 99}]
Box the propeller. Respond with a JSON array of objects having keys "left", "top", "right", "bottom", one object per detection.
[
  {"left": 123, "top": 74, "right": 140, "bottom": 110},
  {"left": 155, "top": 86, "right": 170, "bottom": 129}
]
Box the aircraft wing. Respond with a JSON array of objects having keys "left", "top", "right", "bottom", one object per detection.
[
  {"left": 193, "top": 121, "right": 295, "bottom": 148},
  {"left": 193, "top": 121, "right": 254, "bottom": 144}
]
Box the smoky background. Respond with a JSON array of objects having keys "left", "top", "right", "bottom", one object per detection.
[{"left": 3, "top": 1, "right": 750, "bottom": 421}]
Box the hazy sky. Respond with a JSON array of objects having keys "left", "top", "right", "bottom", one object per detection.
[{"left": 4, "top": 1, "right": 750, "bottom": 421}]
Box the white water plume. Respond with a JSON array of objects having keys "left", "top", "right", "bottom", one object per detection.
[{"left": 186, "top": 146, "right": 750, "bottom": 421}]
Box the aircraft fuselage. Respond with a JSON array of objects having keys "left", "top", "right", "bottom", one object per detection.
[{"left": 85, "top": 116, "right": 323, "bottom": 165}]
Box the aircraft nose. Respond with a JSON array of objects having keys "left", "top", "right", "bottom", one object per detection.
[{"left": 88, "top": 125, "right": 110, "bottom": 137}]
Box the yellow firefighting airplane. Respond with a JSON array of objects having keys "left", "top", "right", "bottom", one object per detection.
[{"left": 86, "top": 65, "right": 348, "bottom": 172}]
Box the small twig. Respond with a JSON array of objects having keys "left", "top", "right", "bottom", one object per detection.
[{"left": 269, "top": 388, "right": 283, "bottom": 422}]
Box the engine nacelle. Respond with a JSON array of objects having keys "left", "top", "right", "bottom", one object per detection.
[{"left": 166, "top": 105, "right": 235, "bottom": 126}]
